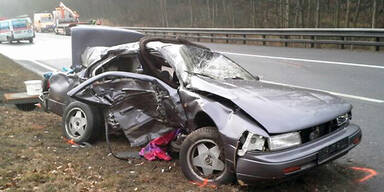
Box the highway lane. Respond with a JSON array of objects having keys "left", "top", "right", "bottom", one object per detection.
[
  {"left": 0, "top": 33, "right": 71, "bottom": 74},
  {"left": 201, "top": 43, "right": 384, "bottom": 101},
  {"left": 0, "top": 33, "right": 383, "bottom": 191}
]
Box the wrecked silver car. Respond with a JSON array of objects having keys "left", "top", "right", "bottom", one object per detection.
[{"left": 39, "top": 26, "right": 362, "bottom": 185}]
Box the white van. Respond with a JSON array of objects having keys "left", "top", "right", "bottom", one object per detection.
[
  {"left": 0, "top": 17, "right": 35, "bottom": 44},
  {"left": 10, "top": 17, "right": 35, "bottom": 43},
  {"left": 0, "top": 19, "right": 12, "bottom": 43}
]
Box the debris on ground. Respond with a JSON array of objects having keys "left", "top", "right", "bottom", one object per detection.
[{"left": 139, "top": 130, "right": 178, "bottom": 161}]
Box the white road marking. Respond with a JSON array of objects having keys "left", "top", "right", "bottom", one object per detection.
[
  {"left": 30, "top": 60, "right": 58, "bottom": 72},
  {"left": 221, "top": 51, "right": 384, "bottom": 69},
  {"left": 261, "top": 80, "right": 384, "bottom": 103}
]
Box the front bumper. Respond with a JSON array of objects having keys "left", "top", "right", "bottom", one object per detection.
[{"left": 236, "top": 123, "right": 361, "bottom": 184}]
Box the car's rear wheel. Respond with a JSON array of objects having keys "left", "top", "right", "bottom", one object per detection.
[
  {"left": 62, "top": 101, "right": 102, "bottom": 143},
  {"left": 29, "top": 38, "right": 33, "bottom": 43},
  {"left": 180, "top": 127, "right": 233, "bottom": 184}
]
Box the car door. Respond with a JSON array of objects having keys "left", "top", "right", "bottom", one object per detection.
[{"left": 67, "top": 71, "right": 186, "bottom": 146}]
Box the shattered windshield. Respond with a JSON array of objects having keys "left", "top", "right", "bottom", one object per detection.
[{"left": 179, "top": 45, "right": 255, "bottom": 81}]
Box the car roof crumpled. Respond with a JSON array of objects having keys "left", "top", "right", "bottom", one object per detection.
[{"left": 80, "top": 42, "right": 140, "bottom": 68}]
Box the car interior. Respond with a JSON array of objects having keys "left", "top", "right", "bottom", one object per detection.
[{"left": 92, "top": 54, "right": 141, "bottom": 77}]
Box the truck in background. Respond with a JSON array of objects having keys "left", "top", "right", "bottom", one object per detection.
[
  {"left": 52, "top": 2, "right": 79, "bottom": 36},
  {"left": 34, "top": 13, "right": 54, "bottom": 32}
]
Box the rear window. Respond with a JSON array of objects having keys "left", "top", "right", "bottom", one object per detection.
[
  {"left": 0, "top": 21, "right": 9, "bottom": 30},
  {"left": 12, "top": 19, "right": 28, "bottom": 29}
]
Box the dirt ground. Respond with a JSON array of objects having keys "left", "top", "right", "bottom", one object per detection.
[{"left": 0, "top": 54, "right": 369, "bottom": 192}]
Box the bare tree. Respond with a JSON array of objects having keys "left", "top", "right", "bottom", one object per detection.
[
  {"left": 294, "top": 0, "right": 300, "bottom": 27},
  {"left": 372, "top": 0, "right": 377, "bottom": 28},
  {"left": 206, "top": 0, "right": 211, "bottom": 26},
  {"left": 222, "top": 0, "right": 228, "bottom": 27},
  {"left": 211, "top": 0, "right": 216, "bottom": 27},
  {"left": 300, "top": 0, "right": 305, "bottom": 27},
  {"left": 164, "top": 0, "right": 168, "bottom": 27},
  {"left": 251, "top": 0, "right": 256, "bottom": 27},
  {"left": 189, "top": 0, "right": 193, "bottom": 27},
  {"left": 315, "top": 0, "right": 320, "bottom": 28},
  {"left": 230, "top": 1, "right": 235, "bottom": 27},
  {"left": 353, "top": 0, "right": 361, "bottom": 27},
  {"left": 345, "top": 0, "right": 351, "bottom": 27},
  {"left": 264, "top": 1, "right": 270, "bottom": 27},
  {"left": 286, "top": 0, "right": 290, "bottom": 27},
  {"left": 335, "top": 0, "right": 340, "bottom": 27},
  {"left": 279, "top": 0, "right": 284, "bottom": 27},
  {"left": 159, "top": 0, "right": 164, "bottom": 26},
  {"left": 307, "top": 0, "right": 313, "bottom": 27}
]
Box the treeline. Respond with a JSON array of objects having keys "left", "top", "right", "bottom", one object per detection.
[{"left": 0, "top": 0, "right": 383, "bottom": 28}]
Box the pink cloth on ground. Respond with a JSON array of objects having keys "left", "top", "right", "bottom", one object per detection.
[{"left": 139, "top": 130, "right": 177, "bottom": 161}]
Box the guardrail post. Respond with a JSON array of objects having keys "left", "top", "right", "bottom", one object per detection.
[
  {"left": 375, "top": 37, "right": 380, "bottom": 51},
  {"left": 210, "top": 34, "right": 214, "bottom": 43},
  {"left": 226, "top": 34, "right": 229, "bottom": 43},
  {"left": 197, "top": 33, "right": 200, "bottom": 42},
  {"left": 310, "top": 36, "right": 315, "bottom": 48},
  {"left": 262, "top": 35, "right": 266, "bottom": 46},
  {"left": 341, "top": 37, "right": 345, "bottom": 49},
  {"left": 243, "top": 34, "right": 246, "bottom": 44},
  {"left": 173, "top": 32, "right": 176, "bottom": 38},
  {"left": 284, "top": 35, "right": 288, "bottom": 47}
]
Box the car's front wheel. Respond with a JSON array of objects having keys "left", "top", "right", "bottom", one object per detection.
[
  {"left": 180, "top": 127, "right": 233, "bottom": 184},
  {"left": 62, "top": 101, "right": 102, "bottom": 143}
]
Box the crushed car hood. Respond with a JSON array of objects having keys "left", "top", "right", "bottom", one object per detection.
[{"left": 189, "top": 77, "right": 352, "bottom": 134}]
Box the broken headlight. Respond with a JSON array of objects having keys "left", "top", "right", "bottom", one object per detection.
[
  {"left": 237, "top": 132, "right": 266, "bottom": 156},
  {"left": 336, "top": 112, "right": 352, "bottom": 126},
  {"left": 268, "top": 132, "right": 301, "bottom": 151}
]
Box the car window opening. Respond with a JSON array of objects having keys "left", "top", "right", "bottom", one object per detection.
[{"left": 94, "top": 55, "right": 141, "bottom": 76}]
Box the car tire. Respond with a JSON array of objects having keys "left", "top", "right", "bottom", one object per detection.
[
  {"left": 7, "top": 37, "right": 13, "bottom": 44},
  {"left": 62, "top": 101, "right": 102, "bottom": 143},
  {"left": 29, "top": 38, "right": 33, "bottom": 43},
  {"left": 15, "top": 103, "right": 37, "bottom": 111},
  {"left": 180, "top": 127, "right": 234, "bottom": 185}
]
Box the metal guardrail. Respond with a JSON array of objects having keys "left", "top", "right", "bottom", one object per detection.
[{"left": 121, "top": 27, "right": 384, "bottom": 51}]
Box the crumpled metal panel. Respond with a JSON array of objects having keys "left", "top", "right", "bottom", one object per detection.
[
  {"left": 68, "top": 71, "right": 186, "bottom": 146},
  {"left": 187, "top": 76, "right": 352, "bottom": 134}
]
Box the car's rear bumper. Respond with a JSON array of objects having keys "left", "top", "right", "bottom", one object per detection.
[
  {"left": 13, "top": 32, "right": 34, "bottom": 40},
  {"left": 235, "top": 123, "right": 361, "bottom": 184}
]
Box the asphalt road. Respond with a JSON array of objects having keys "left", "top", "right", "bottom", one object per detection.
[{"left": 1, "top": 32, "right": 383, "bottom": 191}]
